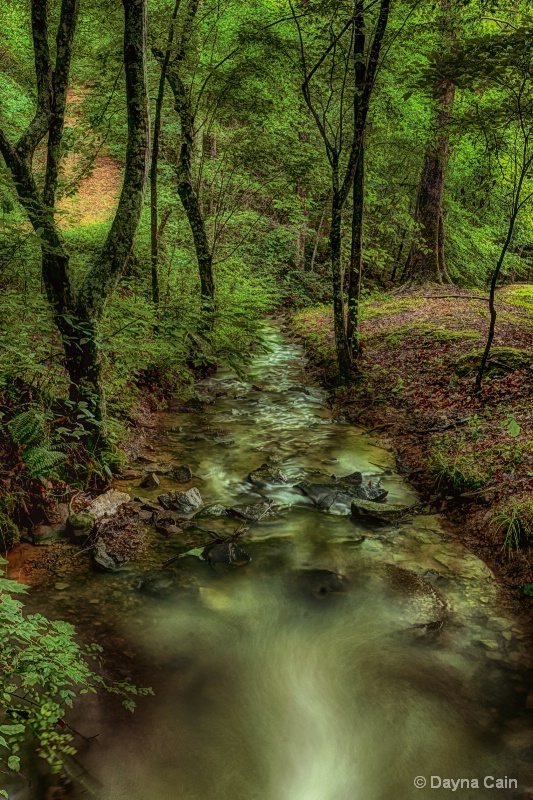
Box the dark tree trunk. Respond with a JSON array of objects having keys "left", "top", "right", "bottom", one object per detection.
[
  {"left": 405, "top": 0, "right": 455, "bottom": 285},
  {"left": 150, "top": 0, "right": 180, "bottom": 308},
  {"left": 330, "top": 184, "right": 351, "bottom": 379},
  {"left": 347, "top": 141, "right": 364, "bottom": 356}
]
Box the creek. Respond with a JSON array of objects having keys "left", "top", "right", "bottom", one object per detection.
[{"left": 16, "top": 325, "right": 533, "bottom": 799}]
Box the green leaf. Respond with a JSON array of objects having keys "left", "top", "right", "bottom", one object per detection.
[
  {"left": 0, "top": 579, "right": 27, "bottom": 594},
  {"left": 507, "top": 418, "right": 520, "bottom": 437},
  {"left": 7, "top": 755, "right": 20, "bottom": 772},
  {"left": 0, "top": 724, "right": 25, "bottom": 736}
]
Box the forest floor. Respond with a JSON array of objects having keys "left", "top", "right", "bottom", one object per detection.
[{"left": 289, "top": 284, "right": 533, "bottom": 608}]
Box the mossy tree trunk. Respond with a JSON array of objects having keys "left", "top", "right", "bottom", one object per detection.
[{"left": 0, "top": 0, "right": 150, "bottom": 438}]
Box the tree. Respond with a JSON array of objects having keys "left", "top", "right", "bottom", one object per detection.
[
  {"left": 155, "top": 0, "right": 216, "bottom": 307},
  {"left": 404, "top": 0, "right": 455, "bottom": 285},
  {"left": 291, "top": 0, "right": 392, "bottom": 380},
  {"left": 0, "top": 0, "right": 150, "bottom": 435}
]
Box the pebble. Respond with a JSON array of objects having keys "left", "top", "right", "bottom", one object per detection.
[{"left": 54, "top": 582, "right": 69, "bottom": 591}]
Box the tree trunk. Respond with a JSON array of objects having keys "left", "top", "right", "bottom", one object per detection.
[
  {"left": 330, "top": 186, "right": 352, "bottom": 379},
  {"left": 296, "top": 184, "right": 308, "bottom": 270},
  {"left": 347, "top": 140, "right": 364, "bottom": 356},
  {"left": 165, "top": 66, "right": 215, "bottom": 305}
]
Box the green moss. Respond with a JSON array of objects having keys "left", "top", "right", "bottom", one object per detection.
[
  {"left": 0, "top": 514, "right": 20, "bottom": 552},
  {"left": 361, "top": 296, "right": 424, "bottom": 321},
  {"left": 455, "top": 346, "right": 533, "bottom": 376},
  {"left": 379, "top": 323, "right": 480, "bottom": 347}
]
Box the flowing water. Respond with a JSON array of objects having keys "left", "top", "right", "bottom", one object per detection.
[{"left": 16, "top": 326, "right": 533, "bottom": 799}]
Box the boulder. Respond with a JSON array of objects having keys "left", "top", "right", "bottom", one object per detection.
[
  {"left": 192, "top": 504, "right": 227, "bottom": 519},
  {"left": 336, "top": 471, "right": 363, "bottom": 486},
  {"left": 32, "top": 524, "right": 67, "bottom": 546},
  {"left": 295, "top": 482, "right": 355, "bottom": 511},
  {"left": 203, "top": 541, "right": 251, "bottom": 567},
  {"left": 93, "top": 539, "right": 119, "bottom": 572},
  {"left": 350, "top": 499, "right": 410, "bottom": 526},
  {"left": 66, "top": 512, "right": 95, "bottom": 540},
  {"left": 157, "top": 488, "right": 202, "bottom": 514},
  {"left": 139, "top": 472, "right": 160, "bottom": 489},
  {"left": 87, "top": 490, "right": 130, "bottom": 519},
  {"left": 350, "top": 485, "right": 388, "bottom": 503},
  {"left": 167, "top": 465, "right": 193, "bottom": 483},
  {"left": 247, "top": 463, "right": 287, "bottom": 485}
]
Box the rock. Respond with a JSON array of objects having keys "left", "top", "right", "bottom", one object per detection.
[
  {"left": 136, "top": 569, "right": 178, "bottom": 596},
  {"left": 192, "top": 504, "right": 227, "bottom": 519},
  {"left": 455, "top": 346, "right": 533, "bottom": 376},
  {"left": 337, "top": 471, "right": 363, "bottom": 485},
  {"left": 227, "top": 501, "right": 276, "bottom": 522},
  {"left": 294, "top": 569, "right": 345, "bottom": 598},
  {"left": 157, "top": 488, "right": 202, "bottom": 513},
  {"left": 203, "top": 541, "right": 251, "bottom": 567},
  {"left": 32, "top": 524, "right": 67, "bottom": 545},
  {"left": 154, "top": 515, "right": 183, "bottom": 536},
  {"left": 350, "top": 485, "right": 389, "bottom": 502},
  {"left": 87, "top": 490, "right": 130, "bottom": 519},
  {"left": 66, "top": 512, "right": 96, "bottom": 540},
  {"left": 93, "top": 539, "right": 119, "bottom": 572},
  {"left": 247, "top": 463, "right": 287, "bottom": 485},
  {"left": 295, "top": 482, "right": 355, "bottom": 512},
  {"left": 167, "top": 465, "right": 193, "bottom": 483},
  {"left": 54, "top": 582, "right": 69, "bottom": 591},
  {"left": 139, "top": 472, "right": 160, "bottom": 489},
  {"left": 350, "top": 499, "right": 410, "bottom": 526}
]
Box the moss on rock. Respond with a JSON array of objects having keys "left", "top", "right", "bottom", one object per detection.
[
  {"left": 0, "top": 514, "right": 20, "bottom": 552},
  {"left": 455, "top": 346, "right": 533, "bottom": 376}
]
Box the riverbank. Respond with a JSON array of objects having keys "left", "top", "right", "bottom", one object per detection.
[{"left": 289, "top": 285, "right": 533, "bottom": 609}]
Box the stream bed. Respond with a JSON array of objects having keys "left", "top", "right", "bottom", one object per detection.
[{"left": 15, "top": 325, "right": 533, "bottom": 799}]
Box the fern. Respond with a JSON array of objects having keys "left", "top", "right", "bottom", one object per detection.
[
  {"left": 22, "top": 444, "right": 66, "bottom": 478},
  {"left": 7, "top": 408, "right": 48, "bottom": 446}
]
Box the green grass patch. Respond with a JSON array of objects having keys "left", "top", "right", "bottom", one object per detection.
[
  {"left": 490, "top": 497, "right": 533, "bottom": 557},
  {"left": 378, "top": 323, "right": 480, "bottom": 347}
]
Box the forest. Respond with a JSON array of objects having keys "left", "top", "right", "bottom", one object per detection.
[{"left": 1, "top": 0, "right": 533, "bottom": 797}]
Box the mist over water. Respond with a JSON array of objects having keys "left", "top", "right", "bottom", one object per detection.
[{"left": 24, "top": 326, "right": 533, "bottom": 799}]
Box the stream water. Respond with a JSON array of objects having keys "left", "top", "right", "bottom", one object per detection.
[{"left": 16, "top": 325, "right": 533, "bottom": 799}]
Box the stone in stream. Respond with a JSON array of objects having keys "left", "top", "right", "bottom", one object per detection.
[
  {"left": 136, "top": 569, "right": 179, "bottom": 596},
  {"left": 295, "top": 482, "right": 356, "bottom": 511},
  {"left": 350, "top": 485, "right": 389, "bottom": 503},
  {"left": 87, "top": 490, "right": 130, "bottom": 519},
  {"left": 157, "top": 488, "right": 203, "bottom": 513},
  {"left": 227, "top": 501, "right": 277, "bottom": 522},
  {"left": 202, "top": 541, "right": 251, "bottom": 568},
  {"left": 154, "top": 514, "right": 183, "bottom": 536},
  {"left": 93, "top": 539, "right": 120, "bottom": 572},
  {"left": 192, "top": 503, "right": 227, "bottom": 519},
  {"left": 351, "top": 499, "right": 411, "bottom": 527},
  {"left": 139, "top": 472, "right": 160, "bottom": 489},
  {"left": 32, "top": 523, "right": 68, "bottom": 546},
  {"left": 167, "top": 465, "right": 193, "bottom": 483},
  {"left": 336, "top": 470, "right": 363, "bottom": 486},
  {"left": 247, "top": 463, "right": 288, "bottom": 485},
  {"left": 66, "top": 512, "right": 95, "bottom": 540},
  {"left": 294, "top": 569, "right": 346, "bottom": 598}
]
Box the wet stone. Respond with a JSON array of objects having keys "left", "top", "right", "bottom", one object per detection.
[
  {"left": 247, "top": 463, "right": 288, "bottom": 485},
  {"left": 192, "top": 504, "right": 227, "bottom": 519},
  {"left": 87, "top": 490, "right": 131, "bottom": 519},
  {"left": 203, "top": 541, "right": 251, "bottom": 567},
  {"left": 167, "top": 465, "right": 193, "bottom": 483},
  {"left": 66, "top": 512, "right": 95, "bottom": 540},
  {"left": 139, "top": 472, "right": 160, "bottom": 489},
  {"left": 227, "top": 501, "right": 277, "bottom": 522},
  {"left": 158, "top": 488, "right": 203, "bottom": 513},
  {"left": 350, "top": 499, "right": 411, "bottom": 527}
]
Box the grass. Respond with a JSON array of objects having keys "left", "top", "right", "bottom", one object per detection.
[{"left": 490, "top": 497, "right": 533, "bottom": 557}]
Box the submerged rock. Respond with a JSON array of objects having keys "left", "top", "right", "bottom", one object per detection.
[
  {"left": 227, "top": 501, "right": 277, "bottom": 522},
  {"left": 294, "top": 569, "right": 346, "bottom": 598},
  {"left": 167, "top": 465, "right": 193, "bottom": 483},
  {"left": 192, "top": 504, "right": 227, "bottom": 519},
  {"left": 247, "top": 463, "right": 288, "bottom": 485},
  {"left": 203, "top": 541, "right": 251, "bottom": 567},
  {"left": 350, "top": 499, "right": 410, "bottom": 526},
  {"left": 93, "top": 539, "right": 119, "bottom": 572},
  {"left": 136, "top": 569, "right": 178, "bottom": 596}
]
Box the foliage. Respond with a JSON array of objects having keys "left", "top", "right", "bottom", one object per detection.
[
  {"left": 0, "top": 561, "right": 153, "bottom": 792},
  {"left": 490, "top": 498, "right": 533, "bottom": 557}
]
